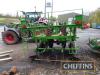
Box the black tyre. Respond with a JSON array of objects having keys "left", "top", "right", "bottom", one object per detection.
[{"left": 2, "top": 31, "right": 19, "bottom": 45}]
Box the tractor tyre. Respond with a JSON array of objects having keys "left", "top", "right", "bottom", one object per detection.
[{"left": 2, "top": 31, "right": 19, "bottom": 45}]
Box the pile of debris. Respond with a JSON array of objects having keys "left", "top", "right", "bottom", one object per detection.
[{"left": 0, "top": 66, "right": 20, "bottom": 75}]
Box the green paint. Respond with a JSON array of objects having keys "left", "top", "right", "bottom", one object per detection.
[{"left": 19, "top": 9, "right": 83, "bottom": 54}]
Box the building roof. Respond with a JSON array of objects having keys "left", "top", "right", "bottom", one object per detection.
[{"left": 58, "top": 12, "right": 89, "bottom": 23}]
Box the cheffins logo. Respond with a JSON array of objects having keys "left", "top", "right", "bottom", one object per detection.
[{"left": 61, "top": 61, "right": 95, "bottom": 71}]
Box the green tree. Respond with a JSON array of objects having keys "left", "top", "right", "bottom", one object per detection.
[{"left": 89, "top": 8, "right": 100, "bottom": 24}]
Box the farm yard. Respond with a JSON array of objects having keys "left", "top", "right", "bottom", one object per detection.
[
  {"left": 0, "top": 0, "right": 100, "bottom": 74},
  {"left": 0, "top": 26, "right": 100, "bottom": 75}
]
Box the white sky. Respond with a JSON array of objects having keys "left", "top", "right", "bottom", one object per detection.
[{"left": 0, "top": 0, "right": 100, "bottom": 16}]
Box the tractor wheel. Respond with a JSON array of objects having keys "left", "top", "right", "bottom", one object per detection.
[{"left": 2, "top": 31, "right": 19, "bottom": 45}]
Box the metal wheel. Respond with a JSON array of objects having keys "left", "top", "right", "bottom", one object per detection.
[{"left": 2, "top": 31, "right": 19, "bottom": 45}]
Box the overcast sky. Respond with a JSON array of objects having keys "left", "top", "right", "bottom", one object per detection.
[{"left": 0, "top": 0, "right": 100, "bottom": 16}]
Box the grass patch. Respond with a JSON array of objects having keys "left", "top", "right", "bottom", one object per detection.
[
  {"left": 0, "top": 18, "right": 6, "bottom": 22},
  {"left": 0, "top": 17, "right": 20, "bottom": 24}
]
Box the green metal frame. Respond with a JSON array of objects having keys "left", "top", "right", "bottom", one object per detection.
[
  {"left": 19, "top": 9, "right": 83, "bottom": 54},
  {"left": 89, "top": 38, "right": 100, "bottom": 49}
]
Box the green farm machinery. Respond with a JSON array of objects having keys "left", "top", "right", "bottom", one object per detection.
[
  {"left": 19, "top": 9, "right": 83, "bottom": 58},
  {"left": 89, "top": 38, "right": 100, "bottom": 53},
  {"left": 2, "top": 11, "right": 45, "bottom": 44},
  {"left": 2, "top": 9, "right": 84, "bottom": 60}
]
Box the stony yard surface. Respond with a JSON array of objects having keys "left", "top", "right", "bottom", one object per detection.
[{"left": 0, "top": 28, "right": 100, "bottom": 75}]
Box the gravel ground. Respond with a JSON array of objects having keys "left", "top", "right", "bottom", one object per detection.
[{"left": 0, "top": 28, "right": 100, "bottom": 75}]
